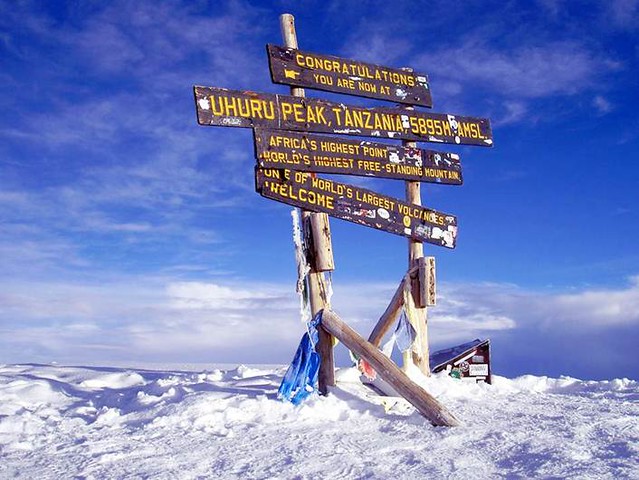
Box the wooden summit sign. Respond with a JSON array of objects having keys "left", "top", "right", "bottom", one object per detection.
[
  {"left": 255, "top": 168, "right": 458, "bottom": 249},
  {"left": 267, "top": 44, "right": 433, "bottom": 107},
  {"left": 194, "top": 86, "right": 493, "bottom": 147},
  {"left": 254, "top": 128, "right": 463, "bottom": 185}
]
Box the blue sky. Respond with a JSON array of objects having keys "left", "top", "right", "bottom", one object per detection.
[{"left": 1, "top": 0, "right": 638, "bottom": 380}]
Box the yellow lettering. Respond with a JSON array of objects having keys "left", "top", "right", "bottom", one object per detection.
[
  {"left": 358, "top": 82, "right": 377, "bottom": 94},
  {"left": 460, "top": 122, "right": 473, "bottom": 138},
  {"left": 426, "top": 118, "right": 435, "bottom": 135},
  {"left": 331, "top": 107, "right": 343, "bottom": 126},
  {"left": 281, "top": 102, "right": 294, "bottom": 120},
  {"left": 292, "top": 103, "right": 305, "bottom": 123},
  {"left": 337, "top": 77, "right": 355, "bottom": 89},
  {"left": 433, "top": 119, "right": 443, "bottom": 136}
]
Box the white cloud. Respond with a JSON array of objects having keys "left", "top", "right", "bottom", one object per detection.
[
  {"left": 415, "top": 41, "right": 619, "bottom": 99},
  {"left": 0, "top": 276, "right": 303, "bottom": 363},
  {"left": 436, "top": 277, "right": 639, "bottom": 333},
  {"left": 593, "top": 95, "right": 613, "bottom": 114},
  {"left": 550, "top": 276, "right": 639, "bottom": 327},
  {"left": 3, "top": 273, "right": 638, "bottom": 375},
  {"left": 494, "top": 101, "right": 528, "bottom": 126},
  {"left": 166, "top": 281, "right": 287, "bottom": 310},
  {"left": 341, "top": 33, "right": 412, "bottom": 66},
  {"left": 607, "top": 0, "right": 639, "bottom": 28}
]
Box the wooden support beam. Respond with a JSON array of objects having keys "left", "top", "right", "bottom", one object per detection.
[
  {"left": 304, "top": 212, "right": 335, "bottom": 394},
  {"left": 368, "top": 262, "right": 422, "bottom": 347},
  {"left": 405, "top": 175, "right": 430, "bottom": 375},
  {"left": 280, "top": 13, "right": 335, "bottom": 394},
  {"left": 309, "top": 212, "right": 334, "bottom": 272},
  {"left": 402, "top": 99, "right": 430, "bottom": 375},
  {"left": 368, "top": 277, "right": 406, "bottom": 347},
  {"left": 322, "top": 309, "right": 460, "bottom": 427}
]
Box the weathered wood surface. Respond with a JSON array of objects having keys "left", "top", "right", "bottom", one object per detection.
[
  {"left": 194, "top": 86, "right": 493, "bottom": 146},
  {"left": 321, "top": 309, "right": 460, "bottom": 427},
  {"left": 267, "top": 44, "right": 433, "bottom": 107},
  {"left": 309, "top": 212, "right": 334, "bottom": 272},
  {"left": 280, "top": 13, "right": 335, "bottom": 394},
  {"left": 305, "top": 217, "right": 335, "bottom": 394},
  {"left": 420, "top": 256, "right": 436, "bottom": 307},
  {"left": 255, "top": 168, "right": 458, "bottom": 249},
  {"left": 368, "top": 277, "right": 406, "bottom": 347},
  {"left": 254, "top": 128, "right": 463, "bottom": 184},
  {"left": 402, "top": 263, "right": 430, "bottom": 375},
  {"left": 404, "top": 136, "right": 430, "bottom": 376}
]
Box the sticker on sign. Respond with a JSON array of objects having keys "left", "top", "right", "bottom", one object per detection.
[{"left": 469, "top": 364, "right": 489, "bottom": 376}]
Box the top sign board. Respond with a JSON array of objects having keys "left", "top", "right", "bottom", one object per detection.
[
  {"left": 194, "top": 86, "right": 493, "bottom": 147},
  {"left": 267, "top": 44, "right": 433, "bottom": 107}
]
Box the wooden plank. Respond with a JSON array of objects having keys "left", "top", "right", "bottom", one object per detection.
[
  {"left": 255, "top": 168, "right": 458, "bottom": 249},
  {"left": 267, "top": 44, "right": 433, "bottom": 107},
  {"left": 321, "top": 309, "right": 460, "bottom": 426},
  {"left": 423, "top": 256, "right": 436, "bottom": 306},
  {"left": 254, "top": 128, "right": 463, "bottom": 184},
  {"left": 414, "top": 256, "right": 436, "bottom": 307},
  {"left": 194, "top": 86, "right": 493, "bottom": 147},
  {"left": 368, "top": 278, "right": 406, "bottom": 347}
]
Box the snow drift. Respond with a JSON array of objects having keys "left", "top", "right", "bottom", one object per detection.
[{"left": 1, "top": 363, "right": 637, "bottom": 479}]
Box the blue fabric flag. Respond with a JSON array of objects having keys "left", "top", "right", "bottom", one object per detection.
[{"left": 277, "top": 312, "right": 321, "bottom": 405}]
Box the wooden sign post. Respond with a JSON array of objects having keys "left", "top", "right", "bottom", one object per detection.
[
  {"left": 280, "top": 13, "right": 335, "bottom": 394},
  {"left": 401, "top": 88, "right": 430, "bottom": 375},
  {"left": 405, "top": 138, "right": 430, "bottom": 375},
  {"left": 193, "top": 12, "right": 493, "bottom": 425}
]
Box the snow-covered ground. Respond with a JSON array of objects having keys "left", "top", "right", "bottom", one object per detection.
[{"left": 1, "top": 363, "right": 637, "bottom": 479}]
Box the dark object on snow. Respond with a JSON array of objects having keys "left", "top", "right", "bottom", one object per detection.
[{"left": 430, "top": 339, "right": 491, "bottom": 384}]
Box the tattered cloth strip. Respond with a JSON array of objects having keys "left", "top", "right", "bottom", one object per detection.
[
  {"left": 381, "top": 333, "right": 396, "bottom": 358},
  {"left": 291, "top": 209, "right": 311, "bottom": 324},
  {"left": 325, "top": 271, "right": 333, "bottom": 308},
  {"left": 358, "top": 358, "right": 377, "bottom": 380},
  {"left": 277, "top": 311, "right": 321, "bottom": 405},
  {"left": 349, "top": 350, "right": 378, "bottom": 381},
  {"left": 394, "top": 309, "right": 417, "bottom": 353}
]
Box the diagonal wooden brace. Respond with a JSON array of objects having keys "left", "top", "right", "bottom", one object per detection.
[
  {"left": 368, "top": 277, "right": 406, "bottom": 347},
  {"left": 322, "top": 309, "right": 459, "bottom": 427}
]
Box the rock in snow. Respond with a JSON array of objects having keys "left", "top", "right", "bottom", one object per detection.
[{"left": 0, "top": 363, "right": 637, "bottom": 479}]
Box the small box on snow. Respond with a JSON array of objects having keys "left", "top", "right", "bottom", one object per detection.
[{"left": 430, "top": 339, "right": 491, "bottom": 384}]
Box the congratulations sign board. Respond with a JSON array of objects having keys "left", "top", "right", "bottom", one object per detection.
[
  {"left": 255, "top": 168, "right": 458, "bottom": 249},
  {"left": 267, "top": 44, "right": 432, "bottom": 107},
  {"left": 254, "top": 128, "right": 462, "bottom": 184},
  {"left": 194, "top": 86, "right": 493, "bottom": 147}
]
